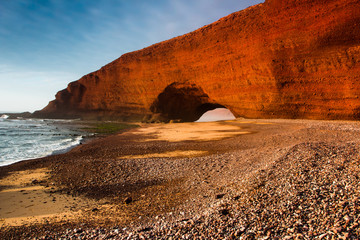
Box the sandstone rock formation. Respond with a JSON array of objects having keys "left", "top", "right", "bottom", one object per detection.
[{"left": 34, "top": 0, "right": 360, "bottom": 121}]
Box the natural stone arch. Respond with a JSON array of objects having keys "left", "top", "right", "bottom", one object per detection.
[{"left": 150, "top": 82, "right": 226, "bottom": 122}]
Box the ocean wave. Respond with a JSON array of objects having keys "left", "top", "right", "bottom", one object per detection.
[
  {"left": 50, "top": 135, "right": 83, "bottom": 155},
  {"left": 0, "top": 119, "right": 86, "bottom": 166}
]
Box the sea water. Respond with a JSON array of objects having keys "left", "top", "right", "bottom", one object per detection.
[{"left": 0, "top": 117, "right": 85, "bottom": 166}]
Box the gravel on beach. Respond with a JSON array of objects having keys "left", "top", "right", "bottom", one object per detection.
[{"left": 1, "top": 119, "right": 360, "bottom": 239}]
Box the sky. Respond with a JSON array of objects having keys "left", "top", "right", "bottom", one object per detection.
[{"left": 0, "top": 0, "right": 263, "bottom": 113}]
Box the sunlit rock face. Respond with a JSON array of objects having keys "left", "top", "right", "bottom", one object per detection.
[{"left": 35, "top": 0, "right": 360, "bottom": 121}]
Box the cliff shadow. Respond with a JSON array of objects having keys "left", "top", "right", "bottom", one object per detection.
[{"left": 149, "top": 81, "right": 227, "bottom": 122}]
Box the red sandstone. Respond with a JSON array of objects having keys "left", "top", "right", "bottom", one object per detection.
[{"left": 35, "top": 0, "right": 360, "bottom": 121}]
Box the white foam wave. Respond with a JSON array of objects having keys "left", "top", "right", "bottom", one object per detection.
[
  {"left": 50, "top": 135, "right": 83, "bottom": 155},
  {"left": 0, "top": 136, "right": 83, "bottom": 166},
  {"left": 0, "top": 119, "right": 85, "bottom": 166}
]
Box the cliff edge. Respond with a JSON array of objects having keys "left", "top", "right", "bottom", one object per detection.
[{"left": 34, "top": 0, "right": 360, "bottom": 121}]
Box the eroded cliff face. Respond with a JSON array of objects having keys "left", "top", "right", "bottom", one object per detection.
[{"left": 35, "top": 0, "right": 360, "bottom": 121}]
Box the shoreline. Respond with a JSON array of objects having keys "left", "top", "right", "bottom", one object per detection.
[
  {"left": 1, "top": 119, "right": 360, "bottom": 239},
  {"left": 0, "top": 119, "right": 138, "bottom": 167}
]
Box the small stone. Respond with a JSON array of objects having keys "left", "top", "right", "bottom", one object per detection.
[
  {"left": 216, "top": 194, "right": 225, "bottom": 199},
  {"left": 138, "top": 227, "right": 152, "bottom": 232},
  {"left": 124, "top": 197, "right": 133, "bottom": 204},
  {"left": 220, "top": 209, "right": 230, "bottom": 216},
  {"left": 31, "top": 179, "right": 39, "bottom": 184},
  {"left": 239, "top": 225, "right": 247, "bottom": 232},
  {"left": 318, "top": 233, "right": 327, "bottom": 239}
]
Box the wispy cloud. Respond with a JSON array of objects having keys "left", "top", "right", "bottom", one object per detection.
[
  {"left": 0, "top": 0, "right": 263, "bottom": 112},
  {"left": 0, "top": 65, "right": 79, "bottom": 112}
]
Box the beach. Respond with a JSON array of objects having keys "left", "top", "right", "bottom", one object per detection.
[{"left": 1, "top": 119, "right": 360, "bottom": 239}]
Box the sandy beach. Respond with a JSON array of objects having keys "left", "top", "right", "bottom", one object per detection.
[{"left": 1, "top": 119, "right": 360, "bottom": 239}]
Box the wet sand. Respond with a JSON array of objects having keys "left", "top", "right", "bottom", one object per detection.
[{"left": 1, "top": 119, "right": 360, "bottom": 239}]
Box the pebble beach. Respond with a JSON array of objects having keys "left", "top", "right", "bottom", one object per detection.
[{"left": 0, "top": 119, "right": 359, "bottom": 239}]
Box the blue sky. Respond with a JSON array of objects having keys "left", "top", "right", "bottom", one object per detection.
[{"left": 0, "top": 0, "right": 263, "bottom": 112}]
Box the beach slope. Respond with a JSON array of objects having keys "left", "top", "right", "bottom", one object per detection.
[{"left": 1, "top": 119, "right": 360, "bottom": 239}]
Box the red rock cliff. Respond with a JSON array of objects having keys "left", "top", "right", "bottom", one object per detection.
[{"left": 35, "top": 0, "right": 360, "bottom": 121}]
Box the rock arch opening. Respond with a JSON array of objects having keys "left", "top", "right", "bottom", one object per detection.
[
  {"left": 150, "top": 82, "right": 230, "bottom": 122},
  {"left": 195, "top": 107, "right": 236, "bottom": 122}
]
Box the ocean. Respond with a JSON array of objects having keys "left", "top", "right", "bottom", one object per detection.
[{"left": 0, "top": 115, "right": 86, "bottom": 166}]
